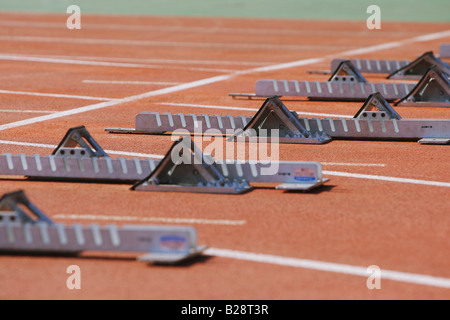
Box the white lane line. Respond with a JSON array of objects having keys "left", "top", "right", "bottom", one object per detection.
[
  {"left": 156, "top": 102, "right": 352, "bottom": 118},
  {"left": 53, "top": 214, "right": 246, "bottom": 226},
  {"left": 205, "top": 248, "right": 450, "bottom": 289},
  {"left": 0, "top": 74, "right": 232, "bottom": 131},
  {"left": 2, "top": 53, "right": 276, "bottom": 67},
  {"left": 82, "top": 80, "right": 182, "bottom": 86},
  {"left": 105, "top": 150, "right": 164, "bottom": 159},
  {"left": 0, "top": 35, "right": 349, "bottom": 51},
  {"left": 0, "top": 89, "right": 117, "bottom": 101},
  {"left": 0, "top": 53, "right": 163, "bottom": 68},
  {"left": 0, "top": 140, "right": 165, "bottom": 159},
  {"left": 322, "top": 162, "right": 386, "bottom": 167},
  {"left": 0, "top": 140, "right": 56, "bottom": 149},
  {"left": 323, "top": 170, "right": 450, "bottom": 188},
  {"left": 0, "top": 54, "right": 238, "bottom": 73},
  {"left": 0, "top": 29, "right": 448, "bottom": 132},
  {"left": 0, "top": 109, "right": 58, "bottom": 114},
  {"left": 335, "top": 30, "right": 450, "bottom": 57},
  {"left": 243, "top": 30, "right": 450, "bottom": 74}
]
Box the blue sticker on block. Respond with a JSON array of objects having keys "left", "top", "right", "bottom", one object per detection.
[
  {"left": 294, "top": 168, "right": 317, "bottom": 182},
  {"left": 160, "top": 235, "right": 188, "bottom": 251},
  {"left": 294, "top": 176, "right": 316, "bottom": 182}
]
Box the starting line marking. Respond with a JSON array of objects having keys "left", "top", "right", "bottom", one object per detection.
[
  {"left": 205, "top": 248, "right": 450, "bottom": 289},
  {"left": 323, "top": 170, "right": 450, "bottom": 188},
  {"left": 0, "top": 54, "right": 237, "bottom": 73},
  {"left": 38, "top": 54, "right": 275, "bottom": 67},
  {"left": 0, "top": 89, "right": 117, "bottom": 101},
  {"left": 156, "top": 102, "right": 353, "bottom": 118},
  {"left": 53, "top": 214, "right": 246, "bottom": 226},
  {"left": 0, "top": 109, "right": 58, "bottom": 114},
  {"left": 82, "top": 80, "right": 182, "bottom": 86},
  {"left": 321, "top": 162, "right": 386, "bottom": 167}
]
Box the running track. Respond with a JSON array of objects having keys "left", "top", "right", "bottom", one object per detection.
[{"left": 0, "top": 12, "right": 449, "bottom": 299}]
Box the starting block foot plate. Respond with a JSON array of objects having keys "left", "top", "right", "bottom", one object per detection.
[
  {"left": 418, "top": 138, "right": 450, "bottom": 145},
  {"left": 134, "top": 183, "right": 254, "bottom": 195},
  {"left": 138, "top": 245, "right": 208, "bottom": 265},
  {"left": 276, "top": 178, "right": 330, "bottom": 191}
]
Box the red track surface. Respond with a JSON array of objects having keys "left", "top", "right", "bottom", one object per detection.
[{"left": 0, "top": 12, "right": 449, "bottom": 300}]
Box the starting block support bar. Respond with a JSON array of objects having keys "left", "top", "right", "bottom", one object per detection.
[
  {"left": 330, "top": 58, "right": 410, "bottom": 74},
  {"left": 0, "top": 190, "right": 206, "bottom": 264},
  {"left": 105, "top": 95, "right": 450, "bottom": 144},
  {"left": 132, "top": 138, "right": 329, "bottom": 193},
  {"left": 250, "top": 80, "right": 415, "bottom": 101},
  {"left": 440, "top": 44, "right": 450, "bottom": 59},
  {"left": 0, "top": 126, "right": 159, "bottom": 182}
]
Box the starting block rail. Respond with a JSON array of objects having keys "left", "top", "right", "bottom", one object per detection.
[
  {"left": 106, "top": 95, "right": 450, "bottom": 145},
  {"left": 229, "top": 65, "right": 449, "bottom": 107},
  {"left": 0, "top": 126, "right": 158, "bottom": 182},
  {"left": 1, "top": 126, "right": 330, "bottom": 193},
  {"left": 330, "top": 51, "right": 450, "bottom": 79},
  {"left": 330, "top": 58, "right": 410, "bottom": 74},
  {"left": 0, "top": 190, "right": 206, "bottom": 264},
  {"left": 441, "top": 44, "right": 450, "bottom": 59},
  {"left": 106, "top": 113, "right": 252, "bottom": 135},
  {"left": 231, "top": 95, "right": 450, "bottom": 144},
  {"left": 235, "top": 79, "right": 416, "bottom": 101},
  {"left": 132, "top": 138, "right": 329, "bottom": 194}
]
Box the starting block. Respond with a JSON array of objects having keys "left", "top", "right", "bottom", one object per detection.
[
  {"left": 229, "top": 62, "right": 450, "bottom": 107},
  {"left": 132, "top": 137, "right": 329, "bottom": 194},
  {"left": 330, "top": 51, "right": 450, "bottom": 80},
  {"left": 106, "top": 95, "right": 450, "bottom": 144},
  {"left": 387, "top": 51, "right": 450, "bottom": 80},
  {"left": 228, "top": 96, "right": 331, "bottom": 144},
  {"left": 229, "top": 59, "right": 417, "bottom": 101},
  {"left": 0, "top": 126, "right": 158, "bottom": 182},
  {"left": 0, "top": 190, "right": 206, "bottom": 264},
  {"left": 231, "top": 95, "right": 450, "bottom": 144},
  {"left": 394, "top": 66, "right": 450, "bottom": 107},
  {"left": 441, "top": 44, "right": 450, "bottom": 59}
]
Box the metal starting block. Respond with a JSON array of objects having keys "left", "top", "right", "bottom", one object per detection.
[
  {"left": 231, "top": 95, "right": 450, "bottom": 144},
  {"left": 132, "top": 137, "right": 329, "bottom": 194},
  {"left": 0, "top": 190, "right": 206, "bottom": 264},
  {"left": 441, "top": 44, "right": 450, "bottom": 59},
  {"left": 228, "top": 97, "right": 331, "bottom": 144},
  {"left": 105, "top": 97, "right": 329, "bottom": 144},
  {"left": 329, "top": 57, "right": 410, "bottom": 75},
  {"left": 387, "top": 52, "right": 450, "bottom": 80},
  {"left": 394, "top": 66, "right": 450, "bottom": 107},
  {"left": 229, "top": 62, "right": 450, "bottom": 107},
  {"left": 330, "top": 51, "right": 450, "bottom": 80},
  {"left": 106, "top": 95, "right": 450, "bottom": 144},
  {"left": 0, "top": 126, "right": 158, "bottom": 182},
  {"left": 229, "top": 60, "right": 417, "bottom": 101}
]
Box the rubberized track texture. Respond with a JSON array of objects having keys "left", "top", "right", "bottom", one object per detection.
[{"left": 0, "top": 11, "right": 449, "bottom": 300}]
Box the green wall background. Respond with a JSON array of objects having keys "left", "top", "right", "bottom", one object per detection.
[{"left": 0, "top": 0, "right": 449, "bottom": 22}]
